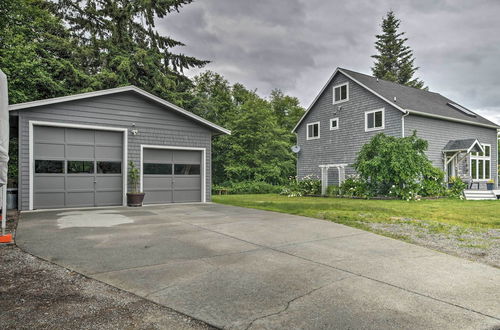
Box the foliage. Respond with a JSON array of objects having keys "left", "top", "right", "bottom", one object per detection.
[
  {"left": 326, "top": 185, "right": 341, "bottom": 197},
  {"left": 420, "top": 166, "right": 446, "bottom": 197},
  {"left": 213, "top": 181, "right": 283, "bottom": 195},
  {"left": 354, "top": 132, "right": 443, "bottom": 200},
  {"left": 280, "top": 176, "right": 321, "bottom": 197},
  {"left": 7, "top": 138, "right": 18, "bottom": 187},
  {"left": 446, "top": 176, "right": 467, "bottom": 199},
  {"left": 338, "top": 176, "right": 369, "bottom": 198},
  {"left": 128, "top": 161, "right": 140, "bottom": 193},
  {"left": 0, "top": 0, "right": 94, "bottom": 104},
  {"left": 372, "top": 11, "right": 425, "bottom": 89}
]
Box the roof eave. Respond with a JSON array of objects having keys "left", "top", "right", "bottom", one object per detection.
[{"left": 406, "top": 109, "right": 500, "bottom": 130}]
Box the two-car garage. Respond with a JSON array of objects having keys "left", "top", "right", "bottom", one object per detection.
[{"left": 10, "top": 85, "right": 230, "bottom": 211}]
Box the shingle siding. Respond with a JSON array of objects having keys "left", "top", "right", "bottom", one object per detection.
[
  {"left": 404, "top": 114, "right": 498, "bottom": 188},
  {"left": 296, "top": 72, "right": 403, "bottom": 185},
  {"left": 15, "top": 92, "right": 213, "bottom": 210}
]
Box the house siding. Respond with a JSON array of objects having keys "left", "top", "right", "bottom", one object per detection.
[
  {"left": 404, "top": 114, "right": 498, "bottom": 188},
  {"left": 15, "top": 92, "right": 213, "bottom": 210},
  {"left": 296, "top": 72, "right": 403, "bottom": 185}
]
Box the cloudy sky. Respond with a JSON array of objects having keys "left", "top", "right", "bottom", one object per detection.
[{"left": 158, "top": 0, "right": 500, "bottom": 124}]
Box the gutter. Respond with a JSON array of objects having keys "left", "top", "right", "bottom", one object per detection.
[{"left": 401, "top": 111, "right": 410, "bottom": 137}]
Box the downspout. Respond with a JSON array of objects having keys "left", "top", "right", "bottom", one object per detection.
[{"left": 401, "top": 110, "right": 410, "bottom": 137}]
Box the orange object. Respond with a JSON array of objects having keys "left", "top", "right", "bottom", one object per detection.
[{"left": 0, "top": 234, "right": 13, "bottom": 243}]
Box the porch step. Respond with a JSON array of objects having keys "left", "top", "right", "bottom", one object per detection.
[{"left": 463, "top": 190, "right": 497, "bottom": 200}]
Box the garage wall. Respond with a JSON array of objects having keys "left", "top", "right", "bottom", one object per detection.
[{"left": 16, "top": 91, "right": 213, "bottom": 210}]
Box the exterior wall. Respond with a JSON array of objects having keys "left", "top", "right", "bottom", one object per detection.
[
  {"left": 15, "top": 92, "right": 214, "bottom": 210},
  {"left": 296, "top": 72, "right": 403, "bottom": 185},
  {"left": 404, "top": 114, "right": 498, "bottom": 188}
]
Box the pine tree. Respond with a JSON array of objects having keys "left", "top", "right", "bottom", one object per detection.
[{"left": 371, "top": 11, "right": 425, "bottom": 89}]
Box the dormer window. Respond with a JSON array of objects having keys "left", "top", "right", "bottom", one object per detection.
[{"left": 333, "top": 82, "right": 349, "bottom": 104}]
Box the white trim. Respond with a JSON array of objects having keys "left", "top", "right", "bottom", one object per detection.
[
  {"left": 10, "top": 86, "right": 231, "bottom": 135},
  {"left": 306, "top": 122, "right": 320, "bottom": 140},
  {"left": 406, "top": 109, "right": 499, "bottom": 129},
  {"left": 470, "top": 143, "right": 492, "bottom": 182},
  {"left": 332, "top": 82, "right": 349, "bottom": 105},
  {"left": 140, "top": 144, "right": 207, "bottom": 203},
  {"left": 330, "top": 118, "right": 339, "bottom": 130},
  {"left": 365, "top": 108, "right": 385, "bottom": 132},
  {"left": 402, "top": 111, "right": 409, "bottom": 137},
  {"left": 28, "top": 121, "right": 128, "bottom": 210}
]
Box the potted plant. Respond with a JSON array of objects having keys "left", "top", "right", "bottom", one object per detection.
[
  {"left": 486, "top": 179, "right": 495, "bottom": 190},
  {"left": 127, "top": 161, "right": 145, "bottom": 207}
]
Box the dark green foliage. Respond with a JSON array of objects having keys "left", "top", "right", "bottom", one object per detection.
[
  {"left": 446, "top": 177, "right": 467, "bottom": 199},
  {"left": 354, "top": 132, "right": 445, "bottom": 199},
  {"left": 338, "top": 177, "right": 369, "bottom": 198},
  {"left": 280, "top": 176, "right": 321, "bottom": 197},
  {"left": 7, "top": 138, "right": 18, "bottom": 187},
  {"left": 420, "top": 166, "right": 446, "bottom": 197},
  {"left": 213, "top": 181, "right": 283, "bottom": 195},
  {"left": 372, "top": 11, "right": 425, "bottom": 89}
]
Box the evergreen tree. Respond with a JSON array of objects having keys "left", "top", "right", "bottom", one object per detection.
[
  {"left": 371, "top": 11, "right": 425, "bottom": 89},
  {"left": 54, "top": 0, "right": 208, "bottom": 106}
]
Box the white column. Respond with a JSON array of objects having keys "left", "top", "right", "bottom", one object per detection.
[
  {"left": 320, "top": 166, "right": 328, "bottom": 196},
  {"left": 1, "top": 185, "right": 6, "bottom": 235}
]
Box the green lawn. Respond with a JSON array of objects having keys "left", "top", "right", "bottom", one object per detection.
[{"left": 213, "top": 194, "right": 500, "bottom": 230}]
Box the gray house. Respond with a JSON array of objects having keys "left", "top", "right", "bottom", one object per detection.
[
  {"left": 293, "top": 68, "right": 499, "bottom": 197},
  {"left": 9, "top": 86, "right": 229, "bottom": 211}
]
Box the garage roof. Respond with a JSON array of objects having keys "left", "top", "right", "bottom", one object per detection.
[{"left": 9, "top": 85, "right": 230, "bottom": 135}]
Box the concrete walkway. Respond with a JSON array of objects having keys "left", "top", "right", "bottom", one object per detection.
[{"left": 17, "top": 204, "right": 500, "bottom": 329}]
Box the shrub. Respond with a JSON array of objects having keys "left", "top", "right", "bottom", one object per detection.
[
  {"left": 281, "top": 175, "right": 321, "bottom": 197},
  {"left": 213, "top": 181, "right": 282, "bottom": 195},
  {"left": 446, "top": 176, "right": 467, "bottom": 199},
  {"left": 420, "top": 166, "right": 446, "bottom": 197},
  {"left": 326, "top": 185, "right": 341, "bottom": 197},
  {"left": 339, "top": 176, "right": 369, "bottom": 197}
]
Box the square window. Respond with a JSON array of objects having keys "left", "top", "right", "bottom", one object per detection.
[
  {"left": 307, "top": 122, "right": 320, "bottom": 140},
  {"left": 333, "top": 83, "right": 348, "bottom": 104},
  {"left": 365, "top": 109, "right": 384, "bottom": 131},
  {"left": 330, "top": 118, "right": 339, "bottom": 130}
]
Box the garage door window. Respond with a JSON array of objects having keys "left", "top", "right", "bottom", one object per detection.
[
  {"left": 35, "top": 160, "right": 64, "bottom": 174},
  {"left": 97, "top": 161, "right": 122, "bottom": 174},
  {"left": 174, "top": 164, "right": 200, "bottom": 175},
  {"left": 143, "top": 163, "right": 172, "bottom": 175},
  {"left": 67, "top": 161, "right": 94, "bottom": 174}
]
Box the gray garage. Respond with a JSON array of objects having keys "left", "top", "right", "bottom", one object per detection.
[{"left": 9, "top": 86, "right": 229, "bottom": 211}]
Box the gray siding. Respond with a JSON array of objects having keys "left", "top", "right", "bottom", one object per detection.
[
  {"left": 16, "top": 92, "right": 214, "bottom": 210},
  {"left": 405, "top": 114, "right": 498, "bottom": 188},
  {"left": 296, "top": 72, "right": 403, "bottom": 185}
]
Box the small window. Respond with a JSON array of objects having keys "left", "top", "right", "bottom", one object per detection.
[
  {"left": 35, "top": 160, "right": 64, "bottom": 174},
  {"left": 484, "top": 145, "right": 490, "bottom": 157},
  {"left": 365, "top": 109, "right": 385, "bottom": 131},
  {"left": 97, "top": 161, "right": 122, "bottom": 174},
  {"left": 333, "top": 83, "right": 348, "bottom": 104},
  {"left": 330, "top": 118, "right": 339, "bottom": 130},
  {"left": 67, "top": 161, "right": 94, "bottom": 174},
  {"left": 174, "top": 164, "right": 201, "bottom": 175},
  {"left": 143, "top": 163, "right": 172, "bottom": 175},
  {"left": 307, "top": 122, "right": 320, "bottom": 140}
]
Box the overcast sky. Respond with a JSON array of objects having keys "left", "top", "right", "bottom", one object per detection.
[{"left": 158, "top": 0, "right": 500, "bottom": 124}]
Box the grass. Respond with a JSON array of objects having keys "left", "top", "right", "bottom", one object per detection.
[{"left": 212, "top": 194, "right": 500, "bottom": 230}]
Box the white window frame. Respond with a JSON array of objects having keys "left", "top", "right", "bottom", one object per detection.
[
  {"left": 306, "top": 121, "right": 320, "bottom": 140},
  {"left": 333, "top": 82, "right": 349, "bottom": 104},
  {"left": 470, "top": 143, "right": 491, "bottom": 182},
  {"left": 365, "top": 108, "right": 385, "bottom": 132},
  {"left": 330, "top": 118, "right": 339, "bottom": 130}
]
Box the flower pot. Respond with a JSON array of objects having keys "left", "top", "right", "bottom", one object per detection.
[
  {"left": 486, "top": 183, "right": 494, "bottom": 190},
  {"left": 127, "top": 193, "right": 145, "bottom": 207}
]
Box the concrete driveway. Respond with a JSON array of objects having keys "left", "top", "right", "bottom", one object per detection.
[{"left": 17, "top": 204, "right": 500, "bottom": 329}]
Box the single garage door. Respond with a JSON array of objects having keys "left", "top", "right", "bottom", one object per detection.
[
  {"left": 33, "top": 126, "right": 123, "bottom": 209},
  {"left": 143, "top": 148, "right": 202, "bottom": 204}
]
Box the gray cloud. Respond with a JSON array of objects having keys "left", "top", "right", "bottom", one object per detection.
[{"left": 158, "top": 0, "right": 500, "bottom": 124}]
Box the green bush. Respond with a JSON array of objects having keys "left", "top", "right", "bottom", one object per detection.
[
  {"left": 326, "top": 185, "right": 341, "bottom": 197},
  {"left": 446, "top": 176, "right": 467, "bottom": 199},
  {"left": 339, "top": 176, "right": 369, "bottom": 197},
  {"left": 213, "top": 181, "right": 283, "bottom": 195},
  {"left": 281, "top": 175, "right": 321, "bottom": 197},
  {"left": 420, "top": 166, "right": 446, "bottom": 197}
]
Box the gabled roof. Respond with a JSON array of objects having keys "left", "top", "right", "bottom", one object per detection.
[
  {"left": 443, "top": 139, "right": 484, "bottom": 153},
  {"left": 293, "top": 68, "right": 500, "bottom": 132},
  {"left": 9, "top": 85, "right": 230, "bottom": 135}
]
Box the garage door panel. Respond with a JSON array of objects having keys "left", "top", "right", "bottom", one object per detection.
[
  {"left": 34, "top": 143, "right": 65, "bottom": 158},
  {"left": 144, "top": 149, "right": 173, "bottom": 163},
  {"left": 66, "top": 176, "right": 95, "bottom": 191},
  {"left": 173, "top": 190, "right": 201, "bottom": 203},
  {"left": 66, "top": 128, "right": 95, "bottom": 144},
  {"left": 144, "top": 191, "right": 173, "bottom": 204},
  {"left": 95, "top": 131, "right": 122, "bottom": 145},
  {"left": 95, "top": 176, "right": 122, "bottom": 190},
  {"left": 34, "top": 176, "right": 65, "bottom": 191},
  {"left": 95, "top": 146, "right": 122, "bottom": 160},
  {"left": 66, "top": 192, "right": 94, "bottom": 207},
  {"left": 174, "top": 176, "right": 201, "bottom": 190},
  {"left": 144, "top": 176, "right": 172, "bottom": 189},
  {"left": 96, "top": 191, "right": 123, "bottom": 206},
  {"left": 34, "top": 126, "right": 64, "bottom": 142},
  {"left": 66, "top": 145, "right": 94, "bottom": 159},
  {"left": 174, "top": 150, "right": 201, "bottom": 163},
  {"left": 34, "top": 192, "right": 65, "bottom": 209}
]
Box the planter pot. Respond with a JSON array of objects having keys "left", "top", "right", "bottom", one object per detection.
[
  {"left": 486, "top": 183, "right": 494, "bottom": 190},
  {"left": 127, "top": 193, "right": 145, "bottom": 207}
]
